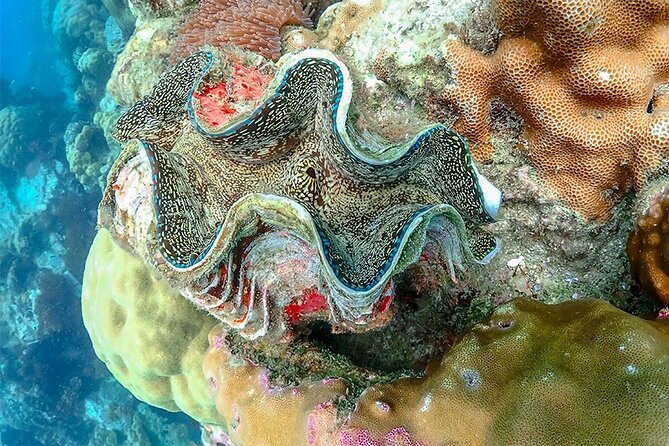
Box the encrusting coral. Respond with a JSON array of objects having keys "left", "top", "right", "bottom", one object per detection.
[
  {"left": 81, "top": 232, "right": 669, "bottom": 445},
  {"left": 627, "top": 180, "right": 669, "bottom": 306},
  {"left": 438, "top": 0, "right": 669, "bottom": 220},
  {"left": 172, "top": 0, "right": 312, "bottom": 61}
]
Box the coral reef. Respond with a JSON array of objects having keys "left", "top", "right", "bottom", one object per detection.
[
  {"left": 17, "top": 0, "right": 668, "bottom": 443},
  {"left": 0, "top": 0, "right": 207, "bottom": 443},
  {"left": 101, "top": 49, "right": 502, "bottom": 339},
  {"left": 275, "top": 0, "right": 660, "bottom": 316},
  {"left": 315, "top": 0, "right": 669, "bottom": 220},
  {"left": 80, "top": 236, "right": 669, "bottom": 445},
  {"left": 172, "top": 0, "right": 312, "bottom": 61},
  {"left": 65, "top": 122, "right": 118, "bottom": 192},
  {"left": 106, "top": 18, "right": 181, "bottom": 106},
  {"left": 333, "top": 298, "right": 669, "bottom": 446},
  {"left": 0, "top": 106, "right": 46, "bottom": 171},
  {"left": 82, "top": 228, "right": 223, "bottom": 424},
  {"left": 628, "top": 179, "right": 669, "bottom": 306}
]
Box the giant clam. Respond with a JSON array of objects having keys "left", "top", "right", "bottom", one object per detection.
[{"left": 99, "top": 49, "right": 502, "bottom": 339}]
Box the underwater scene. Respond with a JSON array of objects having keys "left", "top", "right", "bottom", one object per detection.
[{"left": 1, "top": 0, "right": 669, "bottom": 445}]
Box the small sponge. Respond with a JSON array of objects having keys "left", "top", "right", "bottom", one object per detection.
[{"left": 627, "top": 181, "right": 669, "bottom": 305}]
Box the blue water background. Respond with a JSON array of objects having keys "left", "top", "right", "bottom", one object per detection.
[
  {"left": 1, "top": 0, "right": 69, "bottom": 99},
  {"left": 0, "top": 1, "right": 201, "bottom": 444}
]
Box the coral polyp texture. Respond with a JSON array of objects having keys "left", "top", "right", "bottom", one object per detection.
[
  {"left": 332, "top": 298, "right": 669, "bottom": 446},
  {"left": 627, "top": 181, "right": 669, "bottom": 305},
  {"left": 80, "top": 238, "right": 669, "bottom": 445},
  {"left": 172, "top": 0, "right": 312, "bottom": 61},
  {"left": 440, "top": 0, "right": 669, "bottom": 220},
  {"left": 101, "top": 49, "right": 502, "bottom": 340}
]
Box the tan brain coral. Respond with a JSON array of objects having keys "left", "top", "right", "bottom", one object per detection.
[{"left": 441, "top": 0, "right": 669, "bottom": 219}]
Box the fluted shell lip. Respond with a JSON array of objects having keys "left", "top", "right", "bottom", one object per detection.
[{"left": 476, "top": 172, "right": 502, "bottom": 221}]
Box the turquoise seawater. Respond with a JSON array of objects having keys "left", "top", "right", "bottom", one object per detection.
[{"left": 0, "top": 1, "right": 201, "bottom": 444}]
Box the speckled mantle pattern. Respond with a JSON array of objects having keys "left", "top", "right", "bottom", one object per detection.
[{"left": 100, "top": 49, "right": 502, "bottom": 336}]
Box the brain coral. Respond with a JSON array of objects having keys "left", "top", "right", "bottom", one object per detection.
[
  {"left": 81, "top": 229, "right": 224, "bottom": 425},
  {"left": 172, "top": 0, "right": 312, "bottom": 61},
  {"left": 82, "top": 232, "right": 669, "bottom": 446},
  {"left": 440, "top": 0, "right": 669, "bottom": 220},
  {"left": 627, "top": 180, "right": 669, "bottom": 305}
]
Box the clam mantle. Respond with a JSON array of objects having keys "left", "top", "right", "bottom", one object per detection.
[{"left": 99, "top": 49, "right": 502, "bottom": 339}]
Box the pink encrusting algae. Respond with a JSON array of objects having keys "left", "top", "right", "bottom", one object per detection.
[{"left": 192, "top": 65, "right": 272, "bottom": 128}]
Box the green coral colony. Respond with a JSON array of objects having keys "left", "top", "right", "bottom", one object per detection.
[{"left": 101, "top": 49, "right": 502, "bottom": 338}]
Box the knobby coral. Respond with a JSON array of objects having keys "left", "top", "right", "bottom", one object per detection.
[
  {"left": 0, "top": 105, "right": 45, "bottom": 171},
  {"left": 172, "top": 0, "right": 312, "bottom": 61},
  {"left": 440, "top": 0, "right": 669, "bottom": 219},
  {"left": 82, "top": 229, "right": 224, "bottom": 425},
  {"left": 81, "top": 233, "right": 669, "bottom": 445}
]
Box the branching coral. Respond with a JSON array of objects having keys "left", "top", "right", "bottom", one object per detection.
[
  {"left": 627, "top": 180, "right": 669, "bottom": 305},
  {"left": 172, "top": 0, "right": 312, "bottom": 61},
  {"left": 439, "top": 0, "right": 669, "bottom": 220}
]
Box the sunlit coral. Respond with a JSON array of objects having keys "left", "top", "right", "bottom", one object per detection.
[
  {"left": 81, "top": 229, "right": 224, "bottom": 425},
  {"left": 172, "top": 0, "right": 312, "bottom": 61},
  {"left": 440, "top": 0, "right": 669, "bottom": 219}
]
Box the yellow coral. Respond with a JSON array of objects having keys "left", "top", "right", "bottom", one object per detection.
[
  {"left": 442, "top": 0, "right": 669, "bottom": 220},
  {"left": 204, "top": 299, "right": 669, "bottom": 445},
  {"left": 342, "top": 298, "right": 669, "bottom": 445},
  {"left": 81, "top": 229, "right": 224, "bottom": 425},
  {"left": 203, "top": 325, "right": 348, "bottom": 445}
]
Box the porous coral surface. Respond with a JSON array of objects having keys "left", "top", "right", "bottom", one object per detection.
[
  {"left": 172, "top": 0, "right": 312, "bottom": 61},
  {"left": 340, "top": 298, "right": 669, "bottom": 445},
  {"left": 440, "top": 0, "right": 669, "bottom": 220},
  {"left": 204, "top": 298, "right": 669, "bottom": 445},
  {"left": 81, "top": 229, "right": 224, "bottom": 425}
]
